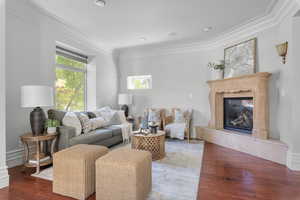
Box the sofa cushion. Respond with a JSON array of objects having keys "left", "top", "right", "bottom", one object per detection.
[
  {"left": 87, "top": 112, "right": 97, "bottom": 119},
  {"left": 48, "top": 109, "right": 67, "bottom": 124},
  {"left": 62, "top": 112, "right": 82, "bottom": 136},
  {"left": 77, "top": 113, "right": 92, "bottom": 134},
  {"left": 103, "top": 126, "right": 122, "bottom": 137},
  {"left": 70, "top": 129, "right": 113, "bottom": 146}
]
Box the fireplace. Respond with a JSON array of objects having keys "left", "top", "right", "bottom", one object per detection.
[
  {"left": 207, "top": 72, "right": 271, "bottom": 139},
  {"left": 224, "top": 97, "right": 253, "bottom": 134}
]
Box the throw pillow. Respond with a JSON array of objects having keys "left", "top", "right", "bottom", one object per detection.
[
  {"left": 62, "top": 112, "right": 82, "bottom": 136},
  {"left": 77, "top": 113, "right": 92, "bottom": 134},
  {"left": 148, "top": 109, "right": 161, "bottom": 123},
  {"left": 90, "top": 117, "right": 107, "bottom": 130},
  {"left": 93, "top": 106, "right": 116, "bottom": 121},
  {"left": 109, "top": 110, "right": 127, "bottom": 125},
  {"left": 174, "top": 109, "right": 185, "bottom": 123},
  {"left": 87, "top": 112, "right": 97, "bottom": 119}
]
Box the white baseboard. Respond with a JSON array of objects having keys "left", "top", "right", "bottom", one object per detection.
[
  {"left": 0, "top": 167, "right": 9, "bottom": 189},
  {"left": 6, "top": 146, "right": 35, "bottom": 168},
  {"left": 6, "top": 148, "right": 25, "bottom": 168},
  {"left": 287, "top": 151, "right": 300, "bottom": 171}
]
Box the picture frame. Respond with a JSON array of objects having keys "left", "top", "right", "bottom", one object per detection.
[{"left": 224, "top": 38, "right": 257, "bottom": 78}]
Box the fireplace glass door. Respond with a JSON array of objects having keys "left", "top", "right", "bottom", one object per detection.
[{"left": 224, "top": 97, "right": 253, "bottom": 134}]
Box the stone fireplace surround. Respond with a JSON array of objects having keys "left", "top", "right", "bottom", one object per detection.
[
  {"left": 201, "top": 72, "right": 288, "bottom": 165},
  {"left": 208, "top": 72, "right": 270, "bottom": 139}
]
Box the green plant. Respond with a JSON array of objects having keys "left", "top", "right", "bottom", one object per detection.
[
  {"left": 208, "top": 61, "right": 225, "bottom": 70},
  {"left": 45, "top": 119, "right": 60, "bottom": 128}
]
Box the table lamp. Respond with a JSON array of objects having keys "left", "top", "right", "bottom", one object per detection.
[
  {"left": 21, "top": 85, "right": 54, "bottom": 135},
  {"left": 118, "top": 93, "right": 132, "bottom": 118}
]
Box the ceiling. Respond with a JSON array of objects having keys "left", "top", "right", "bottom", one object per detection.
[{"left": 29, "top": 0, "right": 277, "bottom": 51}]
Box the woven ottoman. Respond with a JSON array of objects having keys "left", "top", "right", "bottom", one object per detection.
[
  {"left": 96, "top": 148, "right": 152, "bottom": 200},
  {"left": 53, "top": 144, "right": 109, "bottom": 200}
]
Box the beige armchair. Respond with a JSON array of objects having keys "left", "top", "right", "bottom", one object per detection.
[{"left": 163, "top": 108, "right": 192, "bottom": 142}]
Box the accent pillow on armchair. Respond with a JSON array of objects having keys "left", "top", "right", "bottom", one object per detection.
[{"left": 164, "top": 108, "right": 192, "bottom": 140}]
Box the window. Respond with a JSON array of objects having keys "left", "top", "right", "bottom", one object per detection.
[
  {"left": 55, "top": 46, "right": 88, "bottom": 111},
  {"left": 127, "top": 75, "right": 152, "bottom": 90}
]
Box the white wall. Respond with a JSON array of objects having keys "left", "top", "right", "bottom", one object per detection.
[
  {"left": 118, "top": 25, "right": 284, "bottom": 139},
  {"left": 5, "top": 0, "right": 118, "bottom": 167},
  {"left": 119, "top": 51, "right": 212, "bottom": 137},
  {"left": 118, "top": 1, "right": 300, "bottom": 162},
  {"left": 290, "top": 16, "right": 300, "bottom": 153},
  {"left": 0, "top": 0, "right": 9, "bottom": 188}
]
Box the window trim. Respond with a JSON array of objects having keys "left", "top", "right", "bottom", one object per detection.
[
  {"left": 127, "top": 75, "right": 152, "bottom": 90},
  {"left": 55, "top": 56, "right": 88, "bottom": 111}
]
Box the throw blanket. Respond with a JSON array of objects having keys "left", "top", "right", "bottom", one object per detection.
[
  {"left": 165, "top": 123, "right": 186, "bottom": 140},
  {"left": 111, "top": 123, "right": 132, "bottom": 143}
]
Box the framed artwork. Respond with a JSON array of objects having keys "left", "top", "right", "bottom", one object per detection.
[{"left": 224, "top": 38, "right": 257, "bottom": 78}]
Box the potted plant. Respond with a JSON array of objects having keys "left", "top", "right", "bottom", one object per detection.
[
  {"left": 45, "top": 119, "right": 60, "bottom": 134},
  {"left": 208, "top": 60, "right": 225, "bottom": 80}
]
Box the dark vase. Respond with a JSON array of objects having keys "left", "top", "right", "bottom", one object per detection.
[
  {"left": 30, "top": 107, "right": 46, "bottom": 135},
  {"left": 121, "top": 104, "right": 129, "bottom": 118}
]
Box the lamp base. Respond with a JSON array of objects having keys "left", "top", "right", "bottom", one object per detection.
[
  {"left": 30, "top": 107, "right": 46, "bottom": 136},
  {"left": 121, "top": 104, "right": 129, "bottom": 118}
]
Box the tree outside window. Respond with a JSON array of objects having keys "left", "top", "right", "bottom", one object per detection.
[{"left": 55, "top": 54, "right": 86, "bottom": 111}]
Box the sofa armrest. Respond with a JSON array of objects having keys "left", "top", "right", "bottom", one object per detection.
[{"left": 57, "top": 126, "right": 76, "bottom": 150}]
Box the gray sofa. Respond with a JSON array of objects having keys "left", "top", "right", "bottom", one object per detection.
[{"left": 48, "top": 109, "right": 123, "bottom": 151}]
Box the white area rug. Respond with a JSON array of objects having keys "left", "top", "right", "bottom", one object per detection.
[{"left": 33, "top": 140, "right": 204, "bottom": 200}]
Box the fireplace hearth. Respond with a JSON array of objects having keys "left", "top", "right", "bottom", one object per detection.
[{"left": 224, "top": 97, "right": 253, "bottom": 134}]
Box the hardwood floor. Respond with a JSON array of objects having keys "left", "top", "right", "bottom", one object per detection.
[
  {"left": 197, "top": 143, "right": 300, "bottom": 200},
  {"left": 0, "top": 142, "right": 300, "bottom": 200}
]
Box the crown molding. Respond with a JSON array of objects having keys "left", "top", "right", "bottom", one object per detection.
[
  {"left": 119, "top": 0, "right": 300, "bottom": 60},
  {"left": 14, "top": 0, "right": 112, "bottom": 55}
]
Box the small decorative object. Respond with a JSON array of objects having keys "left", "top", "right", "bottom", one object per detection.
[
  {"left": 21, "top": 85, "right": 54, "bottom": 136},
  {"left": 276, "top": 41, "right": 288, "bottom": 64},
  {"left": 45, "top": 119, "right": 60, "bottom": 134},
  {"left": 208, "top": 60, "right": 225, "bottom": 80},
  {"left": 118, "top": 93, "right": 132, "bottom": 118},
  {"left": 224, "top": 38, "right": 257, "bottom": 78},
  {"left": 148, "top": 121, "right": 159, "bottom": 133}
]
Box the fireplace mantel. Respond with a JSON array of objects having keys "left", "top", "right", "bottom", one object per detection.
[{"left": 207, "top": 72, "right": 271, "bottom": 139}]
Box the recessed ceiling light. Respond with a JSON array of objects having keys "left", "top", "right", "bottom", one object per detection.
[
  {"left": 139, "top": 37, "right": 147, "bottom": 41},
  {"left": 168, "top": 32, "right": 177, "bottom": 37},
  {"left": 203, "top": 27, "right": 213, "bottom": 32},
  {"left": 94, "top": 0, "right": 106, "bottom": 7}
]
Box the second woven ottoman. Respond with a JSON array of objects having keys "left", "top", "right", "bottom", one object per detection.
[
  {"left": 96, "top": 148, "right": 152, "bottom": 200},
  {"left": 53, "top": 144, "right": 109, "bottom": 200}
]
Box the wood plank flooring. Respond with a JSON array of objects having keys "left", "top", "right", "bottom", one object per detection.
[
  {"left": 0, "top": 142, "right": 300, "bottom": 200},
  {"left": 197, "top": 143, "right": 300, "bottom": 200}
]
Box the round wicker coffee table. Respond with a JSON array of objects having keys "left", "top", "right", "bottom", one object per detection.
[{"left": 131, "top": 130, "right": 166, "bottom": 161}]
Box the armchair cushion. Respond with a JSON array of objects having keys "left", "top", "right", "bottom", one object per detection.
[{"left": 165, "top": 123, "right": 186, "bottom": 140}]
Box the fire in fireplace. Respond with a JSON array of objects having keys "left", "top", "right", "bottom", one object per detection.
[{"left": 224, "top": 97, "right": 253, "bottom": 134}]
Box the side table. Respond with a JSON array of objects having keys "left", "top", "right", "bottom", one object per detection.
[
  {"left": 131, "top": 130, "right": 166, "bottom": 161},
  {"left": 20, "top": 132, "right": 58, "bottom": 174}
]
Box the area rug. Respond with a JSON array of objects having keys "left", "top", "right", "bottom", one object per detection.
[{"left": 33, "top": 140, "right": 204, "bottom": 200}]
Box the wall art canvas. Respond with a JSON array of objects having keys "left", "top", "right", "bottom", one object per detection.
[{"left": 224, "top": 38, "right": 257, "bottom": 78}]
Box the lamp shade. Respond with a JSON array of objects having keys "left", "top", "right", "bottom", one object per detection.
[
  {"left": 118, "top": 93, "right": 132, "bottom": 105},
  {"left": 21, "top": 85, "right": 54, "bottom": 108}
]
